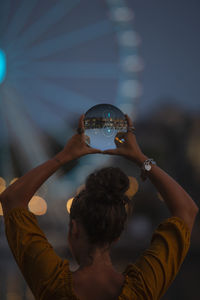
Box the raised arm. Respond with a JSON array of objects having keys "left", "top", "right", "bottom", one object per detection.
[
  {"left": 103, "top": 115, "right": 199, "bottom": 232},
  {"left": 0, "top": 115, "right": 101, "bottom": 216},
  {"left": 137, "top": 155, "right": 198, "bottom": 231}
]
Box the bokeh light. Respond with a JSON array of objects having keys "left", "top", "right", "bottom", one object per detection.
[
  {"left": 0, "top": 49, "right": 6, "bottom": 84},
  {"left": 66, "top": 184, "right": 85, "bottom": 214},
  {"left": 28, "top": 196, "right": 47, "bottom": 216},
  {"left": 9, "top": 178, "right": 18, "bottom": 185},
  {"left": 118, "top": 30, "right": 141, "bottom": 47},
  {"left": 0, "top": 177, "right": 6, "bottom": 216},
  {"left": 122, "top": 55, "right": 144, "bottom": 73},
  {"left": 0, "top": 177, "right": 48, "bottom": 216},
  {"left": 120, "top": 80, "right": 143, "bottom": 98},
  {"left": 157, "top": 192, "right": 164, "bottom": 202},
  {"left": 0, "top": 177, "right": 6, "bottom": 188},
  {"left": 126, "top": 176, "right": 139, "bottom": 199},
  {"left": 111, "top": 7, "right": 134, "bottom": 22},
  {"left": 66, "top": 198, "right": 74, "bottom": 214}
]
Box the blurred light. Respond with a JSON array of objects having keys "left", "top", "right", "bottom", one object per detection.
[
  {"left": 66, "top": 197, "right": 74, "bottom": 214},
  {"left": 0, "top": 204, "right": 3, "bottom": 216},
  {"left": 0, "top": 49, "right": 6, "bottom": 84},
  {"left": 28, "top": 196, "right": 47, "bottom": 215},
  {"left": 157, "top": 192, "right": 164, "bottom": 202},
  {"left": 122, "top": 55, "right": 144, "bottom": 72},
  {"left": 126, "top": 176, "right": 139, "bottom": 198},
  {"left": 66, "top": 183, "right": 86, "bottom": 214},
  {"left": 66, "top": 184, "right": 85, "bottom": 214},
  {"left": 9, "top": 178, "right": 19, "bottom": 185},
  {"left": 0, "top": 177, "right": 6, "bottom": 187},
  {"left": 120, "top": 80, "right": 142, "bottom": 98},
  {"left": 111, "top": 7, "right": 134, "bottom": 22},
  {"left": 0, "top": 182, "right": 6, "bottom": 216},
  {"left": 119, "top": 30, "right": 141, "bottom": 47}
]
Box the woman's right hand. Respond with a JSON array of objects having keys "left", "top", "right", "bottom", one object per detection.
[{"left": 102, "top": 114, "right": 147, "bottom": 165}]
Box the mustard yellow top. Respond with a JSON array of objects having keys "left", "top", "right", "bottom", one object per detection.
[{"left": 4, "top": 208, "right": 190, "bottom": 300}]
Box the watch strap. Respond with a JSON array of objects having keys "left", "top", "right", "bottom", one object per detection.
[{"left": 141, "top": 158, "right": 156, "bottom": 181}]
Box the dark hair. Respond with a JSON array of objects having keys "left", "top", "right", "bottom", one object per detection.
[{"left": 70, "top": 167, "right": 130, "bottom": 246}]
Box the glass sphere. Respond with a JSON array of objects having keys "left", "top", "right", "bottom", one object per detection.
[{"left": 84, "top": 104, "right": 127, "bottom": 151}]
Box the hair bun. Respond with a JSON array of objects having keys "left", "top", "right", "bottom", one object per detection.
[{"left": 85, "top": 167, "right": 129, "bottom": 205}]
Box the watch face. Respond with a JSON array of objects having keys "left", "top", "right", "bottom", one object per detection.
[{"left": 145, "top": 164, "right": 151, "bottom": 171}]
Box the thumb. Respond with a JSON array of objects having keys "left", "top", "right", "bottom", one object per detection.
[
  {"left": 88, "top": 147, "right": 103, "bottom": 154},
  {"left": 102, "top": 149, "right": 119, "bottom": 155}
]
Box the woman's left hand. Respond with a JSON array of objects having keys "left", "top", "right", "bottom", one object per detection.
[{"left": 55, "top": 115, "right": 102, "bottom": 163}]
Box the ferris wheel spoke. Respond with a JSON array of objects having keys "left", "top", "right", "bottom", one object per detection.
[
  {"left": 7, "top": 0, "right": 81, "bottom": 54},
  {"left": 11, "top": 20, "right": 114, "bottom": 61},
  {"left": 12, "top": 61, "right": 120, "bottom": 79},
  {"left": 9, "top": 76, "right": 96, "bottom": 113},
  {"left": 1, "top": 85, "right": 50, "bottom": 167},
  {"left": 3, "top": 0, "right": 38, "bottom": 47},
  {"left": 8, "top": 78, "right": 71, "bottom": 119},
  {"left": 9, "top": 84, "right": 68, "bottom": 130},
  {"left": 5, "top": 80, "right": 78, "bottom": 144}
]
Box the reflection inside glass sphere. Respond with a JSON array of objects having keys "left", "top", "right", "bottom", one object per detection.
[{"left": 84, "top": 104, "right": 127, "bottom": 151}]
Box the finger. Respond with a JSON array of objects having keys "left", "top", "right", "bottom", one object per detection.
[
  {"left": 89, "top": 148, "right": 103, "bottom": 154},
  {"left": 86, "top": 146, "right": 102, "bottom": 154},
  {"left": 102, "top": 148, "right": 120, "bottom": 155},
  {"left": 84, "top": 134, "right": 90, "bottom": 146},
  {"left": 125, "top": 114, "right": 134, "bottom": 128},
  {"left": 78, "top": 114, "right": 85, "bottom": 132}
]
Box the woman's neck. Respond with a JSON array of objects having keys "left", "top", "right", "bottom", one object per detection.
[{"left": 77, "top": 248, "right": 114, "bottom": 272}]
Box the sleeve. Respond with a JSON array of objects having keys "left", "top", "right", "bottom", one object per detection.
[
  {"left": 4, "top": 207, "right": 68, "bottom": 300},
  {"left": 127, "top": 217, "right": 191, "bottom": 300}
]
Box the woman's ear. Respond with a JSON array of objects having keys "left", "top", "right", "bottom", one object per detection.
[{"left": 71, "top": 219, "right": 79, "bottom": 238}]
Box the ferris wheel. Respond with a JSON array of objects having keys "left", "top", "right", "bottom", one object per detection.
[{"left": 0, "top": 0, "right": 143, "bottom": 215}]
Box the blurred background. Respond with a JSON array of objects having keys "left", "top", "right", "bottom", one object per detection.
[{"left": 0, "top": 0, "right": 200, "bottom": 299}]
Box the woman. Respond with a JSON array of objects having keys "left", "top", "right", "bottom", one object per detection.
[{"left": 0, "top": 114, "right": 198, "bottom": 300}]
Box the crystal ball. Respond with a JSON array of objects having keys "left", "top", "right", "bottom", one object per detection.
[{"left": 84, "top": 104, "right": 127, "bottom": 151}]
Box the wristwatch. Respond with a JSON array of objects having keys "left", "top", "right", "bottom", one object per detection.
[{"left": 141, "top": 158, "right": 156, "bottom": 181}]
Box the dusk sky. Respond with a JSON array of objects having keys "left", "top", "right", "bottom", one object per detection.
[{"left": 127, "top": 0, "right": 200, "bottom": 117}]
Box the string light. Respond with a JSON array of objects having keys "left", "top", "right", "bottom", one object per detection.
[
  {"left": 120, "top": 80, "right": 142, "bottom": 98},
  {"left": 0, "top": 178, "right": 6, "bottom": 216},
  {"left": 0, "top": 177, "right": 6, "bottom": 187},
  {"left": 0, "top": 177, "right": 48, "bottom": 216},
  {"left": 118, "top": 30, "right": 141, "bottom": 47},
  {"left": 126, "top": 176, "right": 139, "bottom": 198},
  {"left": 28, "top": 196, "right": 47, "bottom": 215},
  {"left": 66, "top": 198, "right": 74, "bottom": 214},
  {"left": 9, "top": 178, "right": 18, "bottom": 185}
]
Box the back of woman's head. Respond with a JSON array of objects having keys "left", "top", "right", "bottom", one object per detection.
[{"left": 70, "top": 167, "right": 130, "bottom": 246}]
